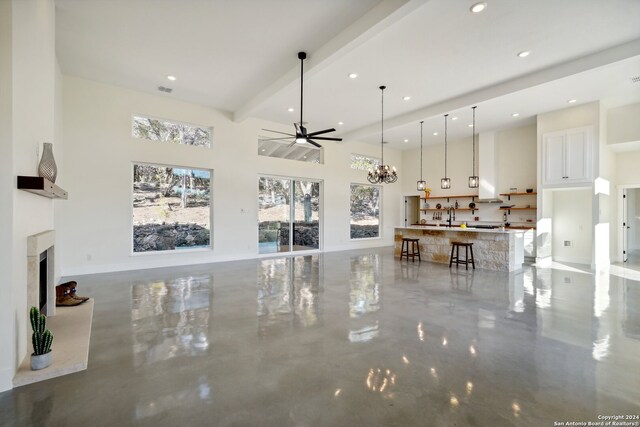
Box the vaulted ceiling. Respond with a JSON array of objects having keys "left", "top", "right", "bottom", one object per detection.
[{"left": 56, "top": 0, "right": 640, "bottom": 149}]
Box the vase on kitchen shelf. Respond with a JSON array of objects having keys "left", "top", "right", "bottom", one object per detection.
[
  {"left": 424, "top": 187, "right": 431, "bottom": 199},
  {"left": 38, "top": 142, "right": 57, "bottom": 183}
]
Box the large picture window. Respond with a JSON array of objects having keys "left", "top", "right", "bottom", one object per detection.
[
  {"left": 132, "top": 115, "right": 212, "bottom": 148},
  {"left": 350, "top": 184, "right": 380, "bottom": 239},
  {"left": 133, "top": 163, "right": 212, "bottom": 252}
]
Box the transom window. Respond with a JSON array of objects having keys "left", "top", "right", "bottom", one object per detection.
[
  {"left": 350, "top": 154, "right": 380, "bottom": 171},
  {"left": 258, "top": 136, "right": 322, "bottom": 164},
  {"left": 132, "top": 115, "right": 212, "bottom": 148}
]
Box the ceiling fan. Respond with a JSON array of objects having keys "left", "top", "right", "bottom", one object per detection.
[{"left": 261, "top": 51, "right": 342, "bottom": 148}]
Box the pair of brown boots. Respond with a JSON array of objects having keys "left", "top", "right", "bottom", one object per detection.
[{"left": 56, "top": 281, "right": 90, "bottom": 307}]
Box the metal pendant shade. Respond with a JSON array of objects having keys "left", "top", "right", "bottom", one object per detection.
[
  {"left": 417, "top": 121, "right": 426, "bottom": 191},
  {"left": 367, "top": 85, "right": 398, "bottom": 184},
  {"left": 440, "top": 114, "right": 451, "bottom": 189},
  {"left": 469, "top": 106, "right": 479, "bottom": 188}
]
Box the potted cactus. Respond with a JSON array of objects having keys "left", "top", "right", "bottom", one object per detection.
[{"left": 30, "top": 307, "right": 53, "bottom": 370}]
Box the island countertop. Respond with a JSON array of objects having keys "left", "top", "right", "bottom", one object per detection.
[
  {"left": 395, "top": 226, "right": 524, "bottom": 271},
  {"left": 400, "top": 225, "right": 524, "bottom": 234}
]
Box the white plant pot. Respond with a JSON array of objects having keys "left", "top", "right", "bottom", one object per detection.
[{"left": 30, "top": 352, "right": 52, "bottom": 370}]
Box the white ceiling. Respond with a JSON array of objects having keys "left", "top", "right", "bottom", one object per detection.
[{"left": 55, "top": 0, "right": 640, "bottom": 150}]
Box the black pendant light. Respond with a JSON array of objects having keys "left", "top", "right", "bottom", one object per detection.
[
  {"left": 417, "top": 121, "right": 426, "bottom": 191},
  {"left": 367, "top": 85, "right": 398, "bottom": 184},
  {"left": 469, "top": 106, "right": 479, "bottom": 188},
  {"left": 440, "top": 114, "right": 451, "bottom": 189}
]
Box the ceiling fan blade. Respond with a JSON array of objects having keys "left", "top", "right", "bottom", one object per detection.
[
  {"left": 307, "top": 139, "right": 322, "bottom": 148},
  {"left": 262, "top": 129, "right": 295, "bottom": 137},
  {"left": 288, "top": 140, "right": 297, "bottom": 148},
  {"left": 310, "top": 136, "right": 342, "bottom": 141},
  {"left": 307, "top": 128, "right": 336, "bottom": 137}
]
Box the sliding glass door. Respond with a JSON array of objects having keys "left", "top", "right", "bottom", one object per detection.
[{"left": 258, "top": 177, "right": 321, "bottom": 255}]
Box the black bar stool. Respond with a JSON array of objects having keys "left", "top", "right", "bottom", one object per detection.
[
  {"left": 401, "top": 238, "right": 421, "bottom": 262},
  {"left": 449, "top": 242, "right": 475, "bottom": 270}
]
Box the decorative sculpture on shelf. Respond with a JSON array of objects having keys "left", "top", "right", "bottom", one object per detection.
[{"left": 38, "top": 142, "right": 57, "bottom": 183}]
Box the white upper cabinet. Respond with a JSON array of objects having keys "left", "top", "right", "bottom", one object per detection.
[{"left": 542, "top": 126, "right": 593, "bottom": 186}]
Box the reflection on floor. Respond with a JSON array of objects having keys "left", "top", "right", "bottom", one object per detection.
[{"left": 1, "top": 247, "right": 639, "bottom": 426}]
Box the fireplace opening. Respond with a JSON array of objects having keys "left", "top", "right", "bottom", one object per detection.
[{"left": 39, "top": 251, "right": 48, "bottom": 314}]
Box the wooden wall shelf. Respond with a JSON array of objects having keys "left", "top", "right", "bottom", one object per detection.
[
  {"left": 421, "top": 194, "right": 478, "bottom": 200},
  {"left": 17, "top": 176, "right": 68, "bottom": 199}
]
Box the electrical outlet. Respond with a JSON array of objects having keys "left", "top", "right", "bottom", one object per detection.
[{"left": 564, "top": 240, "right": 572, "bottom": 247}]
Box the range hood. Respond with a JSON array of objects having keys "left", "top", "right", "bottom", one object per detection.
[{"left": 476, "top": 132, "right": 504, "bottom": 204}]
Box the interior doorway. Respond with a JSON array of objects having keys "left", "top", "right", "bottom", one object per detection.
[
  {"left": 619, "top": 186, "right": 640, "bottom": 264},
  {"left": 404, "top": 196, "right": 420, "bottom": 227}
]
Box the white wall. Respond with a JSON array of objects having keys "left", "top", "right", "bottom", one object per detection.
[
  {"left": 536, "top": 102, "right": 601, "bottom": 264},
  {"left": 0, "top": 0, "right": 59, "bottom": 392},
  {"left": 401, "top": 124, "right": 537, "bottom": 226},
  {"left": 608, "top": 103, "right": 640, "bottom": 145},
  {"left": 0, "top": 0, "right": 16, "bottom": 392},
  {"left": 59, "top": 76, "right": 403, "bottom": 276},
  {"left": 552, "top": 189, "right": 592, "bottom": 264}
]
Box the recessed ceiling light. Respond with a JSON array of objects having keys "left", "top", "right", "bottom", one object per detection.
[
  {"left": 567, "top": 99, "right": 577, "bottom": 104},
  {"left": 261, "top": 149, "right": 266, "bottom": 152},
  {"left": 468, "top": 124, "right": 473, "bottom": 127},
  {"left": 469, "top": 2, "right": 487, "bottom": 13},
  {"left": 403, "top": 96, "right": 411, "bottom": 101},
  {"left": 403, "top": 139, "right": 409, "bottom": 143},
  {"left": 348, "top": 73, "right": 358, "bottom": 79},
  {"left": 167, "top": 75, "right": 176, "bottom": 81},
  {"left": 338, "top": 121, "right": 344, "bottom": 125},
  {"left": 451, "top": 116, "right": 458, "bottom": 121},
  {"left": 512, "top": 113, "right": 520, "bottom": 117},
  {"left": 303, "top": 156, "right": 307, "bottom": 159},
  {"left": 517, "top": 50, "right": 531, "bottom": 58},
  {"left": 433, "top": 132, "right": 438, "bottom": 136},
  {"left": 287, "top": 107, "right": 294, "bottom": 112}
]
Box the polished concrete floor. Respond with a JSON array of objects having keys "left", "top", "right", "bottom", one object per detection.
[{"left": 1, "top": 247, "right": 639, "bottom": 426}]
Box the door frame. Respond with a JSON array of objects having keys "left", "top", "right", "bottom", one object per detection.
[
  {"left": 257, "top": 174, "right": 323, "bottom": 258},
  {"left": 617, "top": 184, "right": 640, "bottom": 263}
]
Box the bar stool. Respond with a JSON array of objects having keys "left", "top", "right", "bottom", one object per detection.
[
  {"left": 401, "top": 238, "right": 421, "bottom": 262},
  {"left": 449, "top": 242, "right": 475, "bottom": 270}
]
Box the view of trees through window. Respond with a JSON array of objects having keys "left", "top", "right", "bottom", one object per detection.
[
  {"left": 133, "top": 163, "right": 211, "bottom": 252},
  {"left": 258, "top": 177, "right": 320, "bottom": 254},
  {"left": 350, "top": 154, "right": 380, "bottom": 171},
  {"left": 132, "top": 115, "right": 212, "bottom": 147},
  {"left": 350, "top": 184, "right": 380, "bottom": 239}
]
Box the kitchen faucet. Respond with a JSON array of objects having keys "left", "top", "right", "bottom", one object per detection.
[{"left": 447, "top": 206, "right": 455, "bottom": 227}]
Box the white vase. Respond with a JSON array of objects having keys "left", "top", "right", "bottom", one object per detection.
[
  {"left": 38, "top": 142, "right": 57, "bottom": 183},
  {"left": 30, "top": 351, "right": 52, "bottom": 370}
]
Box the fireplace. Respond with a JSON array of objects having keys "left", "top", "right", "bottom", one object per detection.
[{"left": 27, "top": 230, "right": 56, "bottom": 317}]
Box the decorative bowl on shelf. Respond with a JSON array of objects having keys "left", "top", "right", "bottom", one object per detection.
[
  {"left": 420, "top": 219, "right": 426, "bottom": 224},
  {"left": 436, "top": 203, "right": 442, "bottom": 209},
  {"left": 468, "top": 202, "right": 476, "bottom": 209},
  {"left": 526, "top": 188, "right": 533, "bottom": 193},
  {"left": 425, "top": 203, "right": 430, "bottom": 209}
]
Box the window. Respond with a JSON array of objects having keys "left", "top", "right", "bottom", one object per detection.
[
  {"left": 258, "top": 136, "right": 322, "bottom": 164},
  {"left": 132, "top": 115, "right": 212, "bottom": 148},
  {"left": 350, "top": 184, "right": 380, "bottom": 239},
  {"left": 350, "top": 154, "right": 380, "bottom": 171},
  {"left": 133, "top": 163, "right": 212, "bottom": 252}
]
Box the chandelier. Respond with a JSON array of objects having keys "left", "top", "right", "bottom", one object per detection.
[{"left": 368, "top": 85, "right": 398, "bottom": 184}]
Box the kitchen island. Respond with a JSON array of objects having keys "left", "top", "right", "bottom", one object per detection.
[{"left": 395, "top": 226, "right": 524, "bottom": 271}]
